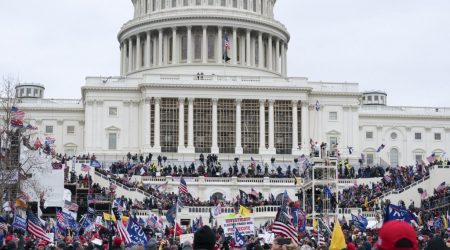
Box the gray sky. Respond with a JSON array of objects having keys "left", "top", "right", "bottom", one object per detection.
[{"left": 1, "top": 1, "right": 449, "bottom": 107}]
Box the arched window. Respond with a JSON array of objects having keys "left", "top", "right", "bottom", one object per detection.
[
  {"left": 275, "top": 193, "right": 284, "bottom": 201},
  {"left": 184, "top": 0, "right": 188, "bottom": 6},
  {"left": 243, "top": 0, "right": 247, "bottom": 10},
  {"left": 196, "top": 0, "right": 201, "bottom": 5},
  {"left": 212, "top": 192, "right": 224, "bottom": 201},
  {"left": 233, "top": 0, "right": 237, "bottom": 8},
  {"left": 172, "top": 0, "right": 176, "bottom": 7},
  {"left": 253, "top": 0, "right": 256, "bottom": 12},
  {"left": 390, "top": 148, "right": 399, "bottom": 166},
  {"left": 208, "top": 35, "right": 215, "bottom": 60},
  {"left": 237, "top": 37, "right": 240, "bottom": 62},
  {"left": 181, "top": 35, "right": 187, "bottom": 61},
  {"left": 255, "top": 40, "right": 259, "bottom": 65},
  {"left": 221, "top": 0, "right": 226, "bottom": 6},
  {"left": 194, "top": 35, "right": 202, "bottom": 60},
  {"left": 161, "top": 0, "right": 166, "bottom": 9},
  {"left": 169, "top": 37, "right": 173, "bottom": 62},
  {"left": 150, "top": 40, "right": 154, "bottom": 64},
  {"left": 208, "top": 0, "right": 214, "bottom": 5}
]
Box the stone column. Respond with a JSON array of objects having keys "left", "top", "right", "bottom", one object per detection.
[
  {"left": 405, "top": 126, "right": 411, "bottom": 163},
  {"left": 152, "top": 37, "right": 157, "bottom": 66},
  {"left": 232, "top": 27, "right": 238, "bottom": 64},
  {"left": 85, "top": 100, "right": 95, "bottom": 150},
  {"left": 351, "top": 105, "right": 359, "bottom": 153},
  {"left": 136, "top": 35, "right": 141, "bottom": 70},
  {"left": 258, "top": 32, "right": 263, "bottom": 68},
  {"left": 172, "top": 27, "right": 178, "bottom": 64},
  {"left": 211, "top": 98, "right": 219, "bottom": 153},
  {"left": 281, "top": 41, "right": 285, "bottom": 76},
  {"left": 275, "top": 38, "right": 280, "bottom": 73},
  {"left": 343, "top": 105, "right": 350, "bottom": 154},
  {"left": 163, "top": 33, "right": 168, "bottom": 65},
  {"left": 235, "top": 99, "right": 243, "bottom": 154},
  {"left": 120, "top": 42, "right": 124, "bottom": 75},
  {"left": 301, "top": 101, "right": 309, "bottom": 152},
  {"left": 284, "top": 43, "right": 288, "bottom": 75},
  {"left": 259, "top": 99, "right": 266, "bottom": 152},
  {"left": 158, "top": 29, "right": 163, "bottom": 66},
  {"left": 268, "top": 35, "right": 273, "bottom": 70},
  {"left": 123, "top": 100, "right": 130, "bottom": 149},
  {"left": 146, "top": 31, "right": 151, "bottom": 68},
  {"left": 96, "top": 100, "right": 103, "bottom": 149},
  {"left": 144, "top": 98, "right": 151, "bottom": 149},
  {"left": 246, "top": 29, "right": 251, "bottom": 66},
  {"left": 187, "top": 26, "right": 192, "bottom": 63},
  {"left": 292, "top": 100, "right": 299, "bottom": 154},
  {"left": 178, "top": 97, "right": 185, "bottom": 149},
  {"left": 123, "top": 41, "right": 128, "bottom": 74},
  {"left": 153, "top": 97, "right": 161, "bottom": 150},
  {"left": 128, "top": 38, "right": 133, "bottom": 72},
  {"left": 217, "top": 26, "right": 223, "bottom": 64},
  {"left": 268, "top": 99, "right": 275, "bottom": 151},
  {"left": 202, "top": 25, "right": 207, "bottom": 63},
  {"left": 187, "top": 98, "right": 195, "bottom": 151}
]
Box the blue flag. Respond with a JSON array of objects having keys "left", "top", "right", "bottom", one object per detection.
[
  {"left": 82, "top": 216, "right": 94, "bottom": 233},
  {"left": 90, "top": 159, "right": 101, "bottom": 168},
  {"left": 323, "top": 186, "right": 332, "bottom": 198},
  {"left": 88, "top": 207, "right": 95, "bottom": 215},
  {"left": 281, "top": 190, "right": 288, "bottom": 213},
  {"left": 233, "top": 225, "right": 247, "bottom": 248},
  {"left": 384, "top": 203, "right": 418, "bottom": 225},
  {"left": 290, "top": 207, "right": 298, "bottom": 228},
  {"left": 127, "top": 218, "right": 148, "bottom": 247},
  {"left": 192, "top": 219, "right": 198, "bottom": 233},
  {"left": 139, "top": 217, "right": 146, "bottom": 227},
  {"left": 12, "top": 215, "right": 26, "bottom": 231},
  {"left": 57, "top": 219, "right": 67, "bottom": 235},
  {"left": 351, "top": 214, "right": 366, "bottom": 231},
  {"left": 165, "top": 205, "right": 177, "bottom": 223}
]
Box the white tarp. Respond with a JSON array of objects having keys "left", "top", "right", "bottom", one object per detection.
[
  {"left": 42, "top": 169, "right": 65, "bottom": 207},
  {"left": 63, "top": 189, "right": 72, "bottom": 202}
]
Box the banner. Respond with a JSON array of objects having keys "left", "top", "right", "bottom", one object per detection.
[
  {"left": 222, "top": 217, "right": 254, "bottom": 237},
  {"left": 180, "top": 234, "right": 194, "bottom": 245},
  {"left": 384, "top": 203, "right": 418, "bottom": 225},
  {"left": 172, "top": 177, "right": 196, "bottom": 182},
  {"left": 12, "top": 215, "right": 26, "bottom": 231},
  {"left": 127, "top": 218, "right": 148, "bottom": 247}
]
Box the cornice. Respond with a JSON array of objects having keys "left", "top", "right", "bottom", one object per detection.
[
  {"left": 139, "top": 83, "right": 312, "bottom": 92},
  {"left": 359, "top": 114, "right": 450, "bottom": 120},
  {"left": 118, "top": 14, "right": 290, "bottom": 42},
  {"left": 309, "top": 91, "right": 362, "bottom": 97},
  {"left": 20, "top": 107, "right": 85, "bottom": 112}
]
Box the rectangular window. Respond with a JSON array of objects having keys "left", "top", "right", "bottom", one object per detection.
[
  {"left": 196, "top": 0, "right": 201, "bottom": 5},
  {"left": 330, "top": 137, "right": 337, "bottom": 148},
  {"left": 161, "top": 0, "right": 166, "bottom": 9},
  {"left": 184, "top": 0, "right": 188, "bottom": 6},
  {"left": 329, "top": 112, "right": 337, "bottom": 121},
  {"left": 374, "top": 96, "right": 379, "bottom": 101},
  {"left": 415, "top": 155, "right": 422, "bottom": 163},
  {"left": 172, "top": 0, "right": 176, "bottom": 7},
  {"left": 415, "top": 133, "right": 422, "bottom": 140},
  {"left": 435, "top": 133, "right": 441, "bottom": 140},
  {"left": 208, "top": 0, "right": 213, "bottom": 5},
  {"left": 221, "top": 0, "right": 226, "bottom": 6},
  {"left": 366, "top": 132, "right": 373, "bottom": 139},
  {"left": 109, "top": 107, "right": 118, "bottom": 116},
  {"left": 109, "top": 133, "right": 117, "bottom": 150},
  {"left": 367, "top": 154, "right": 374, "bottom": 165},
  {"left": 233, "top": 0, "right": 237, "bottom": 8},
  {"left": 67, "top": 149, "right": 74, "bottom": 157},
  {"left": 45, "top": 126, "right": 53, "bottom": 134},
  {"left": 67, "top": 126, "right": 75, "bottom": 134},
  {"left": 27, "top": 88, "right": 31, "bottom": 96},
  {"left": 368, "top": 96, "right": 372, "bottom": 101}
]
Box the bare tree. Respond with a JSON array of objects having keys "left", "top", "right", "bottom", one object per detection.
[{"left": 0, "top": 74, "right": 53, "bottom": 214}]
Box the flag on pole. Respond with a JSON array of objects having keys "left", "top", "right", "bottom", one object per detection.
[
  {"left": 361, "top": 153, "right": 365, "bottom": 163},
  {"left": 26, "top": 124, "right": 38, "bottom": 130},
  {"left": 272, "top": 209, "right": 299, "bottom": 244},
  {"left": 427, "top": 153, "right": 436, "bottom": 163},
  {"left": 250, "top": 157, "right": 256, "bottom": 169},
  {"left": 11, "top": 107, "right": 25, "bottom": 119},
  {"left": 26, "top": 209, "right": 50, "bottom": 241},
  {"left": 81, "top": 164, "right": 91, "bottom": 172},
  {"left": 377, "top": 144, "right": 385, "bottom": 153},
  {"left": 437, "top": 182, "right": 446, "bottom": 192},
  {"left": 315, "top": 100, "right": 320, "bottom": 111},
  {"left": 298, "top": 154, "right": 306, "bottom": 162},
  {"left": 250, "top": 188, "right": 258, "bottom": 197},
  {"left": 179, "top": 176, "right": 188, "bottom": 194},
  {"left": 347, "top": 146, "right": 354, "bottom": 154},
  {"left": 225, "top": 33, "right": 230, "bottom": 49}
]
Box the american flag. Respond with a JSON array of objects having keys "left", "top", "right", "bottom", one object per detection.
[
  {"left": 161, "top": 181, "right": 168, "bottom": 189},
  {"left": 26, "top": 124, "right": 38, "bottom": 130},
  {"left": 10, "top": 118, "right": 23, "bottom": 128},
  {"left": 178, "top": 176, "right": 188, "bottom": 194},
  {"left": 317, "top": 232, "right": 326, "bottom": 246},
  {"left": 224, "top": 33, "right": 230, "bottom": 49},
  {"left": 361, "top": 153, "right": 365, "bottom": 163},
  {"left": 17, "top": 188, "right": 30, "bottom": 202},
  {"left": 87, "top": 196, "right": 96, "bottom": 204},
  {"left": 64, "top": 200, "right": 79, "bottom": 211},
  {"left": 115, "top": 219, "right": 131, "bottom": 245},
  {"left": 56, "top": 210, "right": 66, "bottom": 228},
  {"left": 133, "top": 198, "right": 144, "bottom": 209},
  {"left": 421, "top": 189, "right": 428, "bottom": 200},
  {"left": 250, "top": 157, "right": 256, "bottom": 168},
  {"left": 0, "top": 223, "right": 8, "bottom": 232},
  {"left": 272, "top": 209, "right": 299, "bottom": 244},
  {"left": 11, "top": 107, "right": 25, "bottom": 119},
  {"left": 437, "top": 182, "right": 446, "bottom": 192},
  {"left": 148, "top": 216, "right": 157, "bottom": 228},
  {"left": 110, "top": 182, "right": 117, "bottom": 190},
  {"left": 250, "top": 188, "right": 258, "bottom": 197},
  {"left": 27, "top": 209, "right": 50, "bottom": 241},
  {"left": 427, "top": 153, "right": 436, "bottom": 163},
  {"left": 298, "top": 154, "right": 306, "bottom": 162},
  {"left": 81, "top": 164, "right": 91, "bottom": 172}
]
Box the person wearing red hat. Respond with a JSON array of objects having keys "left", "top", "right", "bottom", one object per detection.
[
  {"left": 347, "top": 242, "right": 356, "bottom": 250},
  {"left": 377, "top": 221, "right": 419, "bottom": 250},
  {"left": 37, "top": 241, "right": 46, "bottom": 250},
  {"left": 112, "top": 237, "right": 122, "bottom": 250}
]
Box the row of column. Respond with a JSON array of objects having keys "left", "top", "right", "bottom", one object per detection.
[
  {"left": 142, "top": 98, "right": 308, "bottom": 154},
  {"left": 119, "top": 26, "right": 288, "bottom": 76}
]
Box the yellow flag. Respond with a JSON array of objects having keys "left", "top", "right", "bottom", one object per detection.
[
  {"left": 364, "top": 197, "right": 368, "bottom": 207},
  {"left": 436, "top": 156, "right": 441, "bottom": 162},
  {"left": 444, "top": 215, "right": 448, "bottom": 228},
  {"left": 153, "top": 162, "right": 157, "bottom": 168},
  {"left": 122, "top": 216, "right": 129, "bottom": 224},
  {"left": 329, "top": 217, "right": 347, "bottom": 250},
  {"left": 346, "top": 164, "right": 351, "bottom": 170},
  {"left": 103, "top": 212, "right": 116, "bottom": 222},
  {"left": 239, "top": 205, "right": 251, "bottom": 217},
  {"left": 418, "top": 215, "right": 422, "bottom": 225},
  {"left": 138, "top": 183, "right": 143, "bottom": 187},
  {"left": 159, "top": 240, "right": 166, "bottom": 250},
  {"left": 15, "top": 199, "right": 28, "bottom": 209},
  {"left": 67, "top": 230, "right": 72, "bottom": 241},
  {"left": 313, "top": 219, "right": 317, "bottom": 231},
  {"left": 294, "top": 176, "right": 301, "bottom": 185}
]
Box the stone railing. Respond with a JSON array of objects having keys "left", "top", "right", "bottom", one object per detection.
[{"left": 361, "top": 105, "right": 449, "bottom": 113}]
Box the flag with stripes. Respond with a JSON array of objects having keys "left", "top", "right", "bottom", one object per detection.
[
  {"left": 0, "top": 223, "right": 8, "bottom": 232},
  {"left": 27, "top": 209, "right": 50, "bottom": 241},
  {"left": 178, "top": 176, "right": 188, "bottom": 194},
  {"left": 64, "top": 200, "right": 79, "bottom": 211},
  {"left": 437, "top": 182, "right": 446, "bottom": 192},
  {"left": 11, "top": 107, "right": 25, "bottom": 119},
  {"left": 361, "top": 153, "right": 365, "bottom": 163},
  {"left": 272, "top": 209, "right": 298, "bottom": 244},
  {"left": 250, "top": 157, "right": 256, "bottom": 168},
  {"left": 148, "top": 216, "right": 157, "bottom": 228},
  {"left": 297, "top": 154, "right": 306, "bottom": 162},
  {"left": 116, "top": 219, "right": 131, "bottom": 245},
  {"left": 110, "top": 182, "right": 117, "bottom": 190},
  {"left": 88, "top": 196, "right": 96, "bottom": 204},
  {"left": 81, "top": 164, "right": 91, "bottom": 172},
  {"left": 225, "top": 33, "right": 230, "bottom": 49},
  {"left": 250, "top": 188, "right": 258, "bottom": 197},
  {"left": 17, "top": 188, "right": 30, "bottom": 202},
  {"left": 11, "top": 118, "right": 23, "bottom": 128},
  {"left": 26, "top": 124, "right": 38, "bottom": 130}
]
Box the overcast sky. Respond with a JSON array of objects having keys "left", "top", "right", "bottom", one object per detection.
[{"left": 1, "top": 1, "right": 449, "bottom": 107}]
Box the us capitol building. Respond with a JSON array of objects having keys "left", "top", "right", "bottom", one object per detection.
[{"left": 17, "top": 0, "right": 450, "bottom": 167}]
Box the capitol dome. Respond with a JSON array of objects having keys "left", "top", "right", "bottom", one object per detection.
[{"left": 118, "top": 0, "right": 290, "bottom": 77}]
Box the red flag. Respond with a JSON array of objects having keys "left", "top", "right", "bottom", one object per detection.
[
  {"left": 175, "top": 222, "right": 183, "bottom": 236},
  {"left": 34, "top": 137, "right": 42, "bottom": 147}
]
